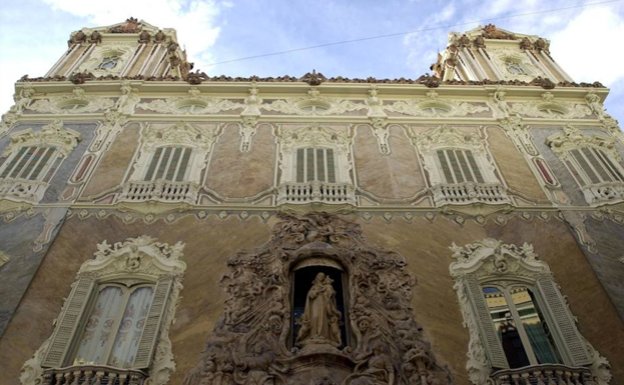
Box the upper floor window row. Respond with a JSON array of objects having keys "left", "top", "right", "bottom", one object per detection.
[{"left": 0, "top": 146, "right": 56, "bottom": 181}]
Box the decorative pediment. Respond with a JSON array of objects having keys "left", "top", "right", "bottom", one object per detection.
[
  {"left": 184, "top": 213, "right": 451, "bottom": 385},
  {"left": 412, "top": 125, "right": 483, "bottom": 154},
  {"left": 5, "top": 120, "right": 82, "bottom": 158},
  {"left": 510, "top": 92, "right": 592, "bottom": 119},
  {"left": 137, "top": 88, "right": 243, "bottom": 114},
  {"left": 546, "top": 124, "right": 619, "bottom": 161},
  {"left": 84, "top": 235, "right": 186, "bottom": 279},
  {"left": 384, "top": 91, "right": 489, "bottom": 117},
  {"left": 28, "top": 88, "right": 114, "bottom": 114},
  {"left": 142, "top": 121, "right": 217, "bottom": 151},
  {"left": 76, "top": 43, "right": 136, "bottom": 76},
  {"left": 280, "top": 123, "right": 350, "bottom": 153},
  {"left": 449, "top": 238, "right": 547, "bottom": 280},
  {"left": 262, "top": 89, "right": 367, "bottom": 116}
]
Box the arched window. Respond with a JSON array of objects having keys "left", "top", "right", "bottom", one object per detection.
[
  {"left": 291, "top": 258, "right": 348, "bottom": 350},
  {"left": 449, "top": 238, "right": 610, "bottom": 385},
  {"left": 21, "top": 236, "right": 186, "bottom": 385}
]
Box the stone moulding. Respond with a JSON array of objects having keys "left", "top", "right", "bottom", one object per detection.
[
  {"left": 261, "top": 89, "right": 368, "bottom": 116},
  {"left": 184, "top": 213, "right": 452, "bottom": 385},
  {"left": 510, "top": 92, "right": 592, "bottom": 119},
  {"left": 384, "top": 90, "right": 489, "bottom": 117},
  {"left": 27, "top": 88, "right": 114, "bottom": 114},
  {"left": 5, "top": 120, "right": 82, "bottom": 158},
  {"left": 137, "top": 88, "right": 244, "bottom": 114},
  {"left": 20, "top": 235, "right": 187, "bottom": 385},
  {"left": 449, "top": 238, "right": 611, "bottom": 385}
]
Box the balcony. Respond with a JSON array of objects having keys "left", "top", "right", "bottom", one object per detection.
[
  {"left": 491, "top": 364, "right": 593, "bottom": 385},
  {"left": 118, "top": 180, "right": 199, "bottom": 204},
  {"left": 0, "top": 178, "right": 49, "bottom": 203},
  {"left": 277, "top": 181, "right": 356, "bottom": 206},
  {"left": 582, "top": 181, "right": 624, "bottom": 206},
  {"left": 432, "top": 182, "right": 511, "bottom": 206},
  {"left": 43, "top": 365, "right": 148, "bottom": 385}
]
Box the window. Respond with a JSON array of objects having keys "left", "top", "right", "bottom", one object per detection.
[
  {"left": 98, "top": 56, "right": 119, "bottom": 70},
  {"left": 60, "top": 102, "right": 89, "bottom": 110},
  {"left": 506, "top": 62, "right": 527, "bottom": 75},
  {"left": 538, "top": 107, "right": 565, "bottom": 116},
  {"left": 547, "top": 125, "right": 624, "bottom": 205},
  {"left": 0, "top": 146, "right": 57, "bottom": 180},
  {"left": 295, "top": 147, "right": 337, "bottom": 183},
  {"left": 450, "top": 238, "right": 610, "bottom": 385},
  {"left": 301, "top": 105, "right": 328, "bottom": 112},
  {"left": 421, "top": 106, "right": 450, "bottom": 115},
  {"left": 22, "top": 236, "right": 186, "bottom": 385},
  {"left": 177, "top": 102, "right": 206, "bottom": 113},
  {"left": 435, "top": 149, "right": 485, "bottom": 184},
  {"left": 143, "top": 146, "right": 192, "bottom": 182}
]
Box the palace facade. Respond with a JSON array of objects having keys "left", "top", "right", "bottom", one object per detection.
[{"left": 0, "top": 19, "right": 623, "bottom": 385}]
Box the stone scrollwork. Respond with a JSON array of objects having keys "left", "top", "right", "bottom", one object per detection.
[
  {"left": 547, "top": 124, "right": 619, "bottom": 161},
  {"left": 76, "top": 43, "right": 136, "bottom": 76},
  {"left": 510, "top": 92, "right": 592, "bottom": 119},
  {"left": 137, "top": 87, "right": 243, "bottom": 114},
  {"left": 262, "top": 88, "right": 368, "bottom": 116},
  {"left": 384, "top": 90, "right": 489, "bottom": 117},
  {"left": 5, "top": 120, "right": 82, "bottom": 159},
  {"left": 20, "top": 235, "right": 187, "bottom": 385},
  {"left": 28, "top": 87, "right": 114, "bottom": 114},
  {"left": 183, "top": 213, "right": 452, "bottom": 385}
]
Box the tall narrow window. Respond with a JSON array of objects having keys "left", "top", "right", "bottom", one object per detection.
[
  {"left": 436, "top": 149, "right": 485, "bottom": 184},
  {"left": 144, "top": 146, "right": 192, "bottom": 182},
  {"left": 73, "top": 284, "right": 154, "bottom": 368},
  {"left": 569, "top": 147, "right": 624, "bottom": 185},
  {"left": 0, "top": 146, "right": 56, "bottom": 180},
  {"left": 295, "top": 147, "right": 337, "bottom": 183}
]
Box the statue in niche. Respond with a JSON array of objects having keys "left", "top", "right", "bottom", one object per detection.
[
  {"left": 296, "top": 273, "right": 342, "bottom": 349},
  {"left": 344, "top": 343, "right": 395, "bottom": 385}
]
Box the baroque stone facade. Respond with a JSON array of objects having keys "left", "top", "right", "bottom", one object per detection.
[{"left": 0, "top": 20, "right": 623, "bottom": 385}]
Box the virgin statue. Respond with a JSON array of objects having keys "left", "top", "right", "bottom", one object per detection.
[{"left": 296, "top": 272, "right": 342, "bottom": 349}]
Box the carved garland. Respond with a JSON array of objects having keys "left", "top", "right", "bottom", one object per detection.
[
  {"left": 184, "top": 213, "right": 452, "bottom": 385},
  {"left": 20, "top": 235, "right": 187, "bottom": 385},
  {"left": 76, "top": 43, "right": 137, "bottom": 76},
  {"left": 262, "top": 89, "right": 368, "bottom": 116},
  {"left": 510, "top": 92, "right": 592, "bottom": 119},
  {"left": 383, "top": 91, "right": 489, "bottom": 117},
  {"left": 449, "top": 238, "right": 611, "bottom": 385},
  {"left": 137, "top": 88, "right": 244, "bottom": 115},
  {"left": 28, "top": 88, "right": 114, "bottom": 114}
]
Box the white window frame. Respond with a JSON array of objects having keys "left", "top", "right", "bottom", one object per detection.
[
  {"left": 20, "top": 236, "right": 186, "bottom": 385},
  {"left": 547, "top": 125, "right": 624, "bottom": 206},
  {"left": 0, "top": 120, "right": 81, "bottom": 203},
  {"left": 449, "top": 238, "right": 611, "bottom": 385}
]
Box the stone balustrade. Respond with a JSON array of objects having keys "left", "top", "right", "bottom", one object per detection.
[
  {"left": 583, "top": 181, "right": 624, "bottom": 205},
  {"left": 0, "top": 178, "right": 49, "bottom": 203},
  {"left": 118, "top": 180, "right": 199, "bottom": 204},
  {"left": 43, "top": 365, "right": 148, "bottom": 385},
  {"left": 432, "top": 182, "right": 511, "bottom": 206},
  {"left": 277, "top": 181, "right": 356, "bottom": 206},
  {"left": 491, "top": 364, "right": 594, "bottom": 385}
]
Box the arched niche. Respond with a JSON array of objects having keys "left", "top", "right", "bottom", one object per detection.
[{"left": 291, "top": 257, "right": 349, "bottom": 351}]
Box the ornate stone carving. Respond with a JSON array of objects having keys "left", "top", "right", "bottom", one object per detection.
[
  {"left": 28, "top": 87, "right": 114, "bottom": 114},
  {"left": 546, "top": 124, "right": 619, "bottom": 161},
  {"left": 14, "top": 83, "right": 35, "bottom": 114},
  {"left": 108, "top": 17, "right": 142, "bottom": 34},
  {"left": 76, "top": 43, "right": 136, "bottom": 77},
  {"left": 262, "top": 89, "right": 367, "bottom": 116},
  {"left": 5, "top": 120, "right": 82, "bottom": 158},
  {"left": 384, "top": 91, "right": 489, "bottom": 117},
  {"left": 449, "top": 238, "right": 611, "bottom": 385},
  {"left": 0, "top": 108, "right": 19, "bottom": 137},
  {"left": 115, "top": 81, "right": 140, "bottom": 114},
  {"left": 585, "top": 90, "right": 605, "bottom": 119},
  {"left": 481, "top": 24, "right": 516, "bottom": 40},
  {"left": 487, "top": 48, "right": 542, "bottom": 82},
  {"left": 137, "top": 88, "right": 243, "bottom": 114},
  {"left": 510, "top": 92, "right": 591, "bottom": 119},
  {"left": 184, "top": 213, "right": 451, "bottom": 385},
  {"left": 239, "top": 116, "right": 258, "bottom": 153},
  {"left": 370, "top": 118, "right": 390, "bottom": 155},
  {"left": 21, "top": 235, "right": 186, "bottom": 385},
  {"left": 300, "top": 70, "right": 327, "bottom": 86},
  {"left": 490, "top": 86, "right": 511, "bottom": 118}
]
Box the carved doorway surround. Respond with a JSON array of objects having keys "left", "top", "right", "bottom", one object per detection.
[{"left": 184, "top": 213, "right": 452, "bottom": 385}]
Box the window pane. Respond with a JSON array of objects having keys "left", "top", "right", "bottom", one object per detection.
[
  {"left": 465, "top": 151, "right": 485, "bottom": 183},
  {"left": 483, "top": 286, "right": 530, "bottom": 368},
  {"left": 316, "top": 149, "right": 326, "bottom": 182},
  {"left": 437, "top": 150, "right": 455, "bottom": 184},
  {"left": 326, "top": 149, "right": 336, "bottom": 183},
  {"left": 165, "top": 147, "right": 182, "bottom": 181},
  {"left": 154, "top": 147, "right": 172, "bottom": 180},
  {"left": 296, "top": 148, "right": 305, "bottom": 183},
  {"left": 456, "top": 150, "right": 474, "bottom": 182},
  {"left": 29, "top": 147, "right": 55, "bottom": 180},
  {"left": 582, "top": 148, "right": 610, "bottom": 182},
  {"left": 571, "top": 150, "right": 600, "bottom": 184},
  {"left": 510, "top": 286, "right": 562, "bottom": 364},
  {"left": 1, "top": 147, "right": 27, "bottom": 178},
  {"left": 306, "top": 148, "right": 315, "bottom": 182},
  {"left": 448, "top": 151, "right": 465, "bottom": 183},
  {"left": 9, "top": 147, "right": 37, "bottom": 178},
  {"left": 74, "top": 286, "right": 124, "bottom": 365},
  {"left": 175, "top": 148, "right": 192, "bottom": 182},
  {"left": 144, "top": 147, "right": 163, "bottom": 181},
  {"left": 108, "top": 286, "right": 154, "bottom": 368},
  {"left": 596, "top": 149, "right": 624, "bottom": 182}
]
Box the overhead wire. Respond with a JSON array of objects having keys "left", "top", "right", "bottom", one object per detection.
[{"left": 203, "top": 0, "right": 623, "bottom": 67}]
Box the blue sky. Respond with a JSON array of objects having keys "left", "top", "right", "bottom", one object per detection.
[{"left": 1, "top": 0, "right": 623, "bottom": 123}]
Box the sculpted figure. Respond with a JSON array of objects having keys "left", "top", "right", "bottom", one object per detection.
[
  {"left": 344, "top": 343, "right": 395, "bottom": 385},
  {"left": 14, "top": 86, "right": 34, "bottom": 114},
  {"left": 585, "top": 91, "right": 604, "bottom": 119},
  {"left": 296, "top": 273, "right": 342, "bottom": 348},
  {"left": 492, "top": 87, "right": 510, "bottom": 117},
  {"left": 115, "top": 82, "right": 139, "bottom": 114},
  {"left": 233, "top": 343, "right": 275, "bottom": 385}
]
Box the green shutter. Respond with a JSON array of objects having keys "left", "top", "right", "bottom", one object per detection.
[
  {"left": 175, "top": 148, "right": 192, "bottom": 182},
  {"left": 132, "top": 278, "right": 172, "bottom": 369},
  {"left": 536, "top": 277, "right": 591, "bottom": 366},
  {"left": 165, "top": 147, "right": 183, "bottom": 181},
  {"left": 316, "top": 149, "right": 326, "bottom": 182},
  {"left": 582, "top": 148, "right": 610, "bottom": 182},
  {"left": 448, "top": 150, "right": 465, "bottom": 183},
  {"left": 465, "top": 151, "right": 485, "bottom": 183},
  {"left": 571, "top": 150, "right": 600, "bottom": 184},
  {"left": 296, "top": 149, "right": 305, "bottom": 183},
  {"left": 596, "top": 149, "right": 624, "bottom": 182},
  {"left": 456, "top": 150, "right": 474, "bottom": 182},
  {"left": 10, "top": 147, "right": 36, "bottom": 178},
  {"left": 145, "top": 147, "right": 163, "bottom": 181},
  {"left": 326, "top": 149, "right": 336, "bottom": 183},
  {"left": 463, "top": 277, "right": 509, "bottom": 369},
  {"left": 154, "top": 147, "right": 172, "bottom": 180},
  {"left": 306, "top": 148, "right": 315, "bottom": 182},
  {"left": 437, "top": 150, "right": 455, "bottom": 184},
  {"left": 42, "top": 277, "right": 95, "bottom": 367},
  {"left": 29, "top": 148, "right": 55, "bottom": 180},
  {"left": 1, "top": 147, "right": 27, "bottom": 178}
]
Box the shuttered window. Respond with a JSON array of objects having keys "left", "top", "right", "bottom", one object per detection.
[
  {"left": 295, "top": 147, "right": 337, "bottom": 183},
  {"left": 0, "top": 146, "right": 56, "bottom": 180},
  {"left": 144, "top": 146, "right": 192, "bottom": 182},
  {"left": 569, "top": 147, "right": 624, "bottom": 185},
  {"left": 436, "top": 149, "right": 485, "bottom": 184}
]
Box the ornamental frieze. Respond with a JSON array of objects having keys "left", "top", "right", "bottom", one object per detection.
[
  {"left": 184, "top": 213, "right": 452, "bottom": 385},
  {"left": 383, "top": 91, "right": 489, "bottom": 117},
  {"left": 510, "top": 92, "right": 591, "bottom": 119},
  {"left": 27, "top": 87, "right": 114, "bottom": 114},
  {"left": 136, "top": 88, "right": 243, "bottom": 114},
  {"left": 261, "top": 89, "right": 367, "bottom": 116}
]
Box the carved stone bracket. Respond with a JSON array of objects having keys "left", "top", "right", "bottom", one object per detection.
[{"left": 183, "top": 213, "right": 452, "bottom": 385}]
